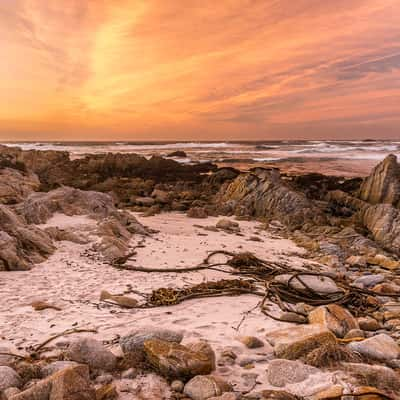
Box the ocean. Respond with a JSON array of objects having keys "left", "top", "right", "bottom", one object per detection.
[{"left": 2, "top": 140, "right": 399, "bottom": 176}]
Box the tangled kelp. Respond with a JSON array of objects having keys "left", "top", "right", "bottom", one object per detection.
[{"left": 115, "top": 250, "right": 400, "bottom": 322}]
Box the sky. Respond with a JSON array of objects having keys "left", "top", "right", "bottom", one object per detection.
[{"left": 0, "top": 0, "right": 399, "bottom": 141}]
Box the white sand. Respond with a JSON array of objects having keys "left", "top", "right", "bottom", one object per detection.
[{"left": 0, "top": 212, "right": 334, "bottom": 395}]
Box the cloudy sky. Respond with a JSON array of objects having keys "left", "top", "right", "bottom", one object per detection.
[{"left": 0, "top": 0, "right": 399, "bottom": 141}]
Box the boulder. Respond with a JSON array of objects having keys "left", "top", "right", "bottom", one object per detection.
[
  {"left": 0, "top": 168, "right": 39, "bottom": 205},
  {"left": 358, "top": 154, "right": 400, "bottom": 206},
  {"left": 0, "top": 204, "right": 54, "bottom": 271},
  {"left": 343, "top": 363, "right": 400, "bottom": 392},
  {"left": 66, "top": 338, "right": 117, "bottom": 371},
  {"left": 267, "top": 325, "right": 337, "bottom": 360},
  {"left": 183, "top": 375, "right": 232, "bottom": 400},
  {"left": 357, "top": 317, "right": 381, "bottom": 331},
  {"left": 216, "top": 219, "right": 240, "bottom": 232},
  {"left": 274, "top": 274, "right": 340, "bottom": 295},
  {"left": 120, "top": 326, "right": 183, "bottom": 358},
  {"left": 266, "top": 359, "right": 318, "bottom": 387},
  {"left": 348, "top": 333, "right": 400, "bottom": 362},
  {"left": 10, "top": 364, "right": 95, "bottom": 400},
  {"left": 308, "top": 304, "right": 359, "bottom": 338},
  {"left": 0, "top": 366, "right": 21, "bottom": 391},
  {"left": 143, "top": 339, "right": 215, "bottom": 380},
  {"left": 187, "top": 207, "right": 208, "bottom": 219},
  {"left": 41, "top": 362, "right": 80, "bottom": 378},
  {"left": 353, "top": 274, "right": 385, "bottom": 288},
  {"left": 238, "top": 336, "right": 264, "bottom": 349}
]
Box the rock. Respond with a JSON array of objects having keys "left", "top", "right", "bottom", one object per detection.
[
  {"left": 311, "top": 385, "right": 344, "bottom": 400},
  {"left": 99, "top": 290, "right": 138, "bottom": 308},
  {"left": 267, "top": 324, "right": 337, "bottom": 359},
  {"left": 186, "top": 341, "right": 216, "bottom": 371},
  {"left": 95, "top": 374, "right": 113, "bottom": 385},
  {"left": 353, "top": 274, "right": 385, "bottom": 288},
  {"left": 41, "top": 361, "right": 79, "bottom": 378},
  {"left": 279, "top": 312, "right": 308, "bottom": 324},
  {"left": 346, "top": 255, "right": 367, "bottom": 267},
  {"left": 266, "top": 359, "right": 318, "bottom": 387},
  {"left": 274, "top": 274, "right": 340, "bottom": 295},
  {"left": 120, "top": 368, "right": 137, "bottom": 379},
  {"left": 215, "top": 168, "right": 326, "bottom": 229},
  {"left": 360, "top": 204, "right": 400, "bottom": 256},
  {"left": 170, "top": 380, "right": 184, "bottom": 392},
  {"left": 208, "top": 394, "right": 237, "bottom": 400},
  {"left": 144, "top": 339, "right": 215, "bottom": 380},
  {"left": 16, "top": 187, "right": 118, "bottom": 224},
  {"left": 308, "top": 304, "right": 359, "bottom": 338},
  {"left": 344, "top": 329, "right": 365, "bottom": 340},
  {"left": 259, "top": 390, "right": 299, "bottom": 400},
  {"left": 95, "top": 384, "right": 117, "bottom": 400},
  {"left": 66, "top": 338, "right": 117, "bottom": 371},
  {"left": 126, "top": 373, "right": 171, "bottom": 399},
  {"left": 151, "top": 189, "right": 170, "bottom": 204},
  {"left": 216, "top": 219, "right": 240, "bottom": 232},
  {"left": 368, "top": 254, "right": 400, "bottom": 270},
  {"left": 373, "top": 282, "right": 400, "bottom": 294},
  {"left": 187, "top": 207, "right": 208, "bottom": 219},
  {"left": 3, "top": 387, "right": 21, "bottom": 399},
  {"left": 0, "top": 205, "right": 54, "bottom": 271},
  {"left": 0, "top": 366, "right": 21, "bottom": 391},
  {"left": 352, "top": 386, "right": 396, "bottom": 400},
  {"left": 343, "top": 363, "right": 400, "bottom": 391},
  {"left": 0, "top": 167, "right": 39, "bottom": 205},
  {"left": 134, "top": 197, "right": 155, "bottom": 207},
  {"left": 120, "top": 326, "right": 183, "bottom": 358},
  {"left": 348, "top": 333, "right": 400, "bottom": 362},
  {"left": 357, "top": 317, "right": 381, "bottom": 331},
  {"left": 358, "top": 154, "right": 400, "bottom": 206},
  {"left": 166, "top": 151, "right": 187, "bottom": 158},
  {"left": 11, "top": 364, "right": 95, "bottom": 400},
  {"left": 0, "top": 347, "right": 16, "bottom": 367},
  {"left": 183, "top": 375, "right": 232, "bottom": 400},
  {"left": 238, "top": 336, "right": 264, "bottom": 349}
]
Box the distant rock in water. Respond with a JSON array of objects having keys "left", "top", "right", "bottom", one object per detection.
[
  {"left": 166, "top": 150, "right": 187, "bottom": 158},
  {"left": 358, "top": 154, "right": 400, "bottom": 206}
]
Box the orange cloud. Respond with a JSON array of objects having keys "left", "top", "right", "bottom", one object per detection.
[{"left": 0, "top": 0, "right": 399, "bottom": 140}]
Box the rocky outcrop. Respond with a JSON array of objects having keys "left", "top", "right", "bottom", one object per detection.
[
  {"left": 0, "top": 205, "right": 54, "bottom": 271},
  {"left": 216, "top": 168, "right": 326, "bottom": 229},
  {"left": 359, "top": 204, "right": 400, "bottom": 255},
  {"left": 359, "top": 154, "right": 400, "bottom": 206},
  {"left": 15, "top": 187, "right": 119, "bottom": 225},
  {"left": 0, "top": 168, "right": 40, "bottom": 205}
]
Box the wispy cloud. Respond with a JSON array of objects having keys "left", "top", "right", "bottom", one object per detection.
[{"left": 0, "top": 0, "right": 399, "bottom": 140}]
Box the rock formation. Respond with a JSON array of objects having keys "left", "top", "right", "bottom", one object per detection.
[
  {"left": 216, "top": 168, "right": 326, "bottom": 229},
  {"left": 358, "top": 154, "right": 400, "bottom": 206}
]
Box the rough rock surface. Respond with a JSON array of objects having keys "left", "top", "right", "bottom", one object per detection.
[
  {"left": 216, "top": 168, "right": 326, "bottom": 229},
  {"left": 267, "top": 325, "right": 337, "bottom": 360},
  {"left": 266, "top": 359, "right": 318, "bottom": 387},
  {"left": 358, "top": 154, "right": 400, "bottom": 206},
  {"left": 66, "top": 338, "right": 117, "bottom": 371},
  {"left": 0, "top": 366, "right": 22, "bottom": 391},
  {"left": 183, "top": 375, "right": 232, "bottom": 400},
  {"left": 10, "top": 364, "right": 95, "bottom": 400},
  {"left": 348, "top": 333, "right": 400, "bottom": 362},
  {"left": 308, "top": 304, "right": 359, "bottom": 338},
  {"left": 120, "top": 326, "right": 183, "bottom": 357},
  {"left": 0, "top": 167, "right": 39, "bottom": 205},
  {"left": 143, "top": 339, "right": 215, "bottom": 380},
  {"left": 0, "top": 204, "right": 54, "bottom": 271},
  {"left": 15, "top": 187, "right": 119, "bottom": 224}
]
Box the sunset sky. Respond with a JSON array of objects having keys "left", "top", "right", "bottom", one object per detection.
[{"left": 1, "top": 0, "right": 399, "bottom": 141}]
